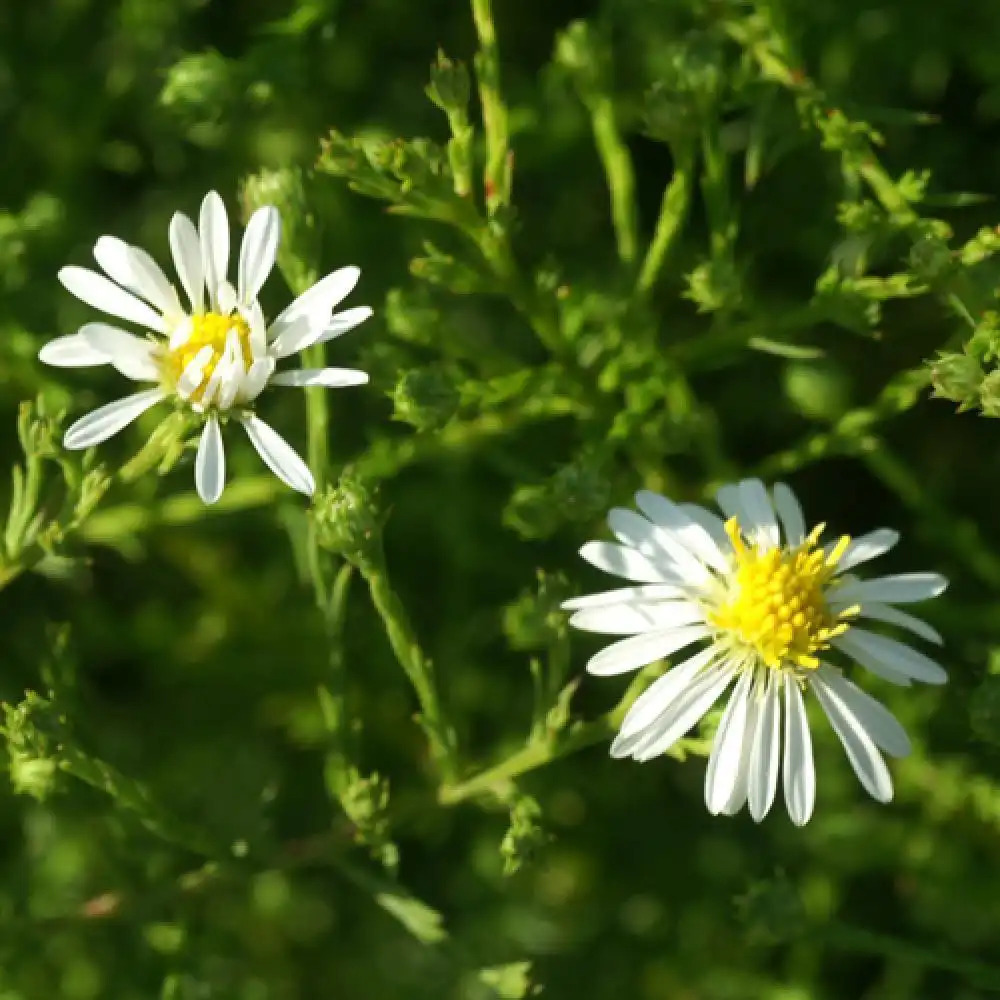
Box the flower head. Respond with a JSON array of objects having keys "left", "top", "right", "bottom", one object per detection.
[
  {"left": 40, "top": 191, "right": 372, "bottom": 503},
  {"left": 566, "top": 479, "right": 948, "bottom": 826}
]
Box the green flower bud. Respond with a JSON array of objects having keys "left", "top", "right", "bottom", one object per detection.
[
  {"left": 504, "top": 456, "right": 612, "bottom": 540},
  {"left": 426, "top": 50, "right": 471, "bottom": 116},
  {"left": 554, "top": 21, "right": 608, "bottom": 101},
  {"left": 500, "top": 795, "right": 547, "bottom": 876},
  {"left": 312, "top": 469, "right": 382, "bottom": 564},
  {"left": 390, "top": 368, "right": 460, "bottom": 430},
  {"left": 241, "top": 168, "right": 321, "bottom": 294},
  {"left": 2, "top": 691, "right": 64, "bottom": 802},
  {"left": 908, "top": 236, "right": 954, "bottom": 281},
  {"left": 930, "top": 351, "right": 984, "bottom": 412},
  {"left": 503, "top": 571, "right": 572, "bottom": 651},
  {"left": 978, "top": 368, "right": 1000, "bottom": 418},
  {"left": 684, "top": 256, "right": 742, "bottom": 314},
  {"left": 160, "top": 50, "right": 236, "bottom": 127}
]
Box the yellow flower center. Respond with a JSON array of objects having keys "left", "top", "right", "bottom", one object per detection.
[
  {"left": 710, "top": 517, "right": 859, "bottom": 671},
  {"left": 160, "top": 312, "right": 253, "bottom": 401}
]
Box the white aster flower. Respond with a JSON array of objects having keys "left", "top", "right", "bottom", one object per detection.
[
  {"left": 565, "top": 478, "right": 948, "bottom": 826},
  {"left": 39, "top": 190, "right": 372, "bottom": 503}
]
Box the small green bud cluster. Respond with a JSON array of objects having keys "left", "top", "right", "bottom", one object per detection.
[{"left": 312, "top": 469, "right": 383, "bottom": 564}]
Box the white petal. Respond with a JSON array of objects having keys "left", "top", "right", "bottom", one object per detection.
[
  {"left": 833, "top": 529, "right": 899, "bottom": 574},
  {"left": 216, "top": 279, "right": 238, "bottom": 315},
  {"left": 614, "top": 646, "right": 719, "bottom": 745},
  {"left": 199, "top": 191, "right": 230, "bottom": 311},
  {"left": 176, "top": 345, "right": 212, "bottom": 399},
  {"left": 586, "top": 626, "right": 709, "bottom": 676},
  {"left": 834, "top": 629, "right": 947, "bottom": 685},
  {"left": 123, "top": 243, "right": 182, "bottom": 317},
  {"left": 268, "top": 267, "right": 361, "bottom": 357},
  {"left": 720, "top": 688, "right": 762, "bottom": 816},
  {"left": 811, "top": 674, "right": 893, "bottom": 803},
  {"left": 247, "top": 299, "right": 267, "bottom": 357},
  {"left": 705, "top": 670, "right": 754, "bottom": 814},
  {"left": 195, "top": 415, "right": 226, "bottom": 504},
  {"left": 63, "top": 388, "right": 165, "bottom": 449},
  {"left": 93, "top": 236, "right": 136, "bottom": 289},
  {"left": 852, "top": 602, "right": 943, "bottom": 645},
  {"left": 630, "top": 662, "right": 736, "bottom": 762},
  {"left": 238, "top": 205, "right": 280, "bottom": 305},
  {"left": 748, "top": 672, "right": 781, "bottom": 822},
  {"left": 38, "top": 334, "right": 109, "bottom": 367},
  {"left": 634, "top": 490, "right": 729, "bottom": 572},
  {"left": 717, "top": 479, "right": 779, "bottom": 548},
  {"left": 270, "top": 367, "right": 370, "bottom": 388},
  {"left": 312, "top": 306, "right": 374, "bottom": 347},
  {"left": 782, "top": 678, "right": 815, "bottom": 826},
  {"left": 569, "top": 601, "right": 704, "bottom": 635},
  {"left": 813, "top": 666, "right": 911, "bottom": 758},
  {"left": 561, "top": 584, "right": 687, "bottom": 611},
  {"left": 772, "top": 482, "right": 806, "bottom": 546},
  {"left": 679, "top": 503, "right": 731, "bottom": 553},
  {"left": 831, "top": 573, "right": 948, "bottom": 606},
  {"left": 241, "top": 414, "right": 314, "bottom": 495},
  {"left": 78, "top": 323, "right": 159, "bottom": 381},
  {"left": 236, "top": 357, "right": 275, "bottom": 405},
  {"left": 578, "top": 541, "right": 682, "bottom": 584},
  {"left": 607, "top": 508, "right": 713, "bottom": 584},
  {"left": 169, "top": 212, "right": 205, "bottom": 312},
  {"left": 215, "top": 332, "right": 244, "bottom": 411},
  {"left": 59, "top": 266, "right": 167, "bottom": 333}
]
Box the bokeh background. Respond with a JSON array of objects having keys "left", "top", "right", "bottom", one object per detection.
[{"left": 2, "top": 0, "right": 1000, "bottom": 997}]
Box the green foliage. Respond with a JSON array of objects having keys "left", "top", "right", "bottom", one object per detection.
[{"left": 2, "top": 0, "right": 1000, "bottom": 997}]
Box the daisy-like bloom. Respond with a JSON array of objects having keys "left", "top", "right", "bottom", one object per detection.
[
  {"left": 565, "top": 479, "right": 948, "bottom": 826},
  {"left": 39, "top": 190, "right": 372, "bottom": 503}
]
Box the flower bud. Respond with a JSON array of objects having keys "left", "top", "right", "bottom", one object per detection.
[
  {"left": 391, "top": 368, "right": 460, "bottom": 430},
  {"left": 312, "top": 469, "right": 382, "bottom": 563},
  {"left": 160, "top": 50, "right": 236, "bottom": 128},
  {"left": 426, "top": 50, "right": 471, "bottom": 117},
  {"left": 930, "top": 351, "right": 984, "bottom": 411}
]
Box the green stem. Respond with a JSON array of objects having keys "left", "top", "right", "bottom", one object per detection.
[
  {"left": 589, "top": 94, "right": 638, "bottom": 264},
  {"left": 303, "top": 342, "right": 330, "bottom": 487},
  {"left": 636, "top": 151, "right": 693, "bottom": 295},
  {"left": 470, "top": 0, "right": 510, "bottom": 212},
  {"left": 824, "top": 920, "right": 1000, "bottom": 993},
  {"left": 358, "top": 547, "right": 459, "bottom": 782}
]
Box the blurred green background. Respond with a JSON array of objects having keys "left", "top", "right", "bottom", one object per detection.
[{"left": 2, "top": 0, "right": 1000, "bottom": 997}]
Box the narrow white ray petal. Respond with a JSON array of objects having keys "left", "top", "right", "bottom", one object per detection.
[
  {"left": 199, "top": 191, "right": 229, "bottom": 310},
  {"left": 195, "top": 415, "right": 225, "bottom": 504},
  {"left": 586, "top": 626, "right": 709, "bottom": 677},
  {"left": 58, "top": 266, "right": 167, "bottom": 333},
  {"left": 748, "top": 671, "right": 782, "bottom": 821},
  {"left": 270, "top": 367, "right": 370, "bottom": 388},
  {"left": 268, "top": 267, "right": 361, "bottom": 355},
  {"left": 850, "top": 602, "right": 943, "bottom": 645},
  {"left": 176, "top": 345, "right": 212, "bottom": 399},
  {"left": 311, "top": 306, "right": 374, "bottom": 348},
  {"left": 125, "top": 243, "right": 182, "bottom": 317},
  {"left": 614, "top": 646, "right": 719, "bottom": 745},
  {"left": 772, "top": 482, "right": 806, "bottom": 546},
  {"left": 834, "top": 629, "right": 947, "bottom": 685},
  {"left": 215, "top": 332, "right": 243, "bottom": 411},
  {"left": 63, "top": 388, "right": 165, "bottom": 450},
  {"left": 38, "top": 334, "right": 109, "bottom": 367},
  {"left": 169, "top": 212, "right": 205, "bottom": 312},
  {"left": 607, "top": 508, "right": 713, "bottom": 584},
  {"left": 578, "top": 541, "right": 683, "bottom": 584},
  {"left": 561, "top": 584, "right": 687, "bottom": 611},
  {"left": 631, "top": 663, "right": 736, "bottom": 762},
  {"left": 833, "top": 529, "right": 900, "bottom": 574},
  {"left": 247, "top": 299, "right": 267, "bottom": 357},
  {"left": 720, "top": 684, "right": 760, "bottom": 816},
  {"left": 679, "top": 503, "right": 730, "bottom": 552},
  {"left": 831, "top": 573, "right": 948, "bottom": 606},
  {"left": 782, "top": 678, "right": 815, "bottom": 826},
  {"left": 216, "top": 279, "right": 238, "bottom": 315},
  {"left": 238, "top": 205, "right": 281, "bottom": 305},
  {"left": 241, "top": 414, "right": 315, "bottom": 495},
  {"left": 78, "top": 323, "right": 159, "bottom": 381},
  {"left": 737, "top": 478, "right": 781, "bottom": 548},
  {"left": 634, "top": 490, "right": 729, "bottom": 572},
  {"left": 93, "top": 236, "right": 136, "bottom": 290},
  {"left": 811, "top": 675, "right": 893, "bottom": 803},
  {"left": 569, "top": 601, "right": 704, "bottom": 635},
  {"left": 813, "top": 666, "right": 911, "bottom": 758},
  {"left": 236, "top": 357, "right": 275, "bottom": 404},
  {"left": 705, "top": 670, "right": 754, "bottom": 814}
]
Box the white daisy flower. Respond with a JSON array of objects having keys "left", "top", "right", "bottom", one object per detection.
[
  {"left": 565, "top": 478, "right": 948, "bottom": 826},
  {"left": 39, "top": 190, "right": 372, "bottom": 503}
]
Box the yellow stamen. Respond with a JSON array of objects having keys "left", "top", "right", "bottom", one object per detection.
[
  {"left": 710, "top": 517, "right": 855, "bottom": 671},
  {"left": 160, "top": 312, "right": 252, "bottom": 401}
]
